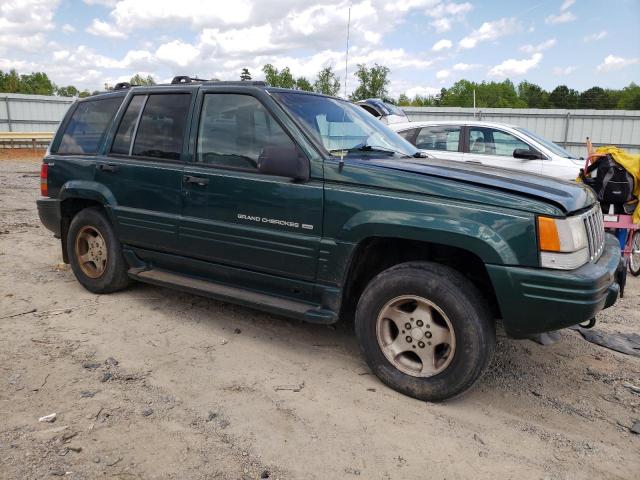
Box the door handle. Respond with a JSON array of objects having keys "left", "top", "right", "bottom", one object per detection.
[
  {"left": 183, "top": 175, "right": 209, "bottom": 186},
  {"left": 465, "top": 160, "right": 482, "bottom": 165},
  {"left": 97, "top": 163, "right": 118, "bottom": 172}
]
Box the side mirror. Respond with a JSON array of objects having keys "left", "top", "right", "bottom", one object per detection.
[
  {"left": 258, "top": 145, "right": 310, "bottom": 181},
  {"left": 513, "top": 148, "right": 540, "bottom": 160}
]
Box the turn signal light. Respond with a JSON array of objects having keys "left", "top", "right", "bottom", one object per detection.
[
  {"left": 40, "top": 163, "right": 48, "bottom": 197},
  {"left": 537, "top": 216, "right": 560, "bottom": 252}
]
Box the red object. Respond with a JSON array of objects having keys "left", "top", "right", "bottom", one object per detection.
[{"left": 40, "top": 163, "right": 48, "bottom": 197}]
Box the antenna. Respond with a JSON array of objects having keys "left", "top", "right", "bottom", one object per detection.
[{"left": 338, "top": 3, "right": 352, "bottom": 173}]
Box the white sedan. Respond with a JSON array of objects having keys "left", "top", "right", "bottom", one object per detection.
[{"left": 390, "top": 120, "right": 583, "bottom": 181}]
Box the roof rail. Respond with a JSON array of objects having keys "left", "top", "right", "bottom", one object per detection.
[
  {"left": 171, "top": 75, "right": 209, "bottom": 84},
  {"left": 204, "top": 80, "right": 268, "bottom": 87}
]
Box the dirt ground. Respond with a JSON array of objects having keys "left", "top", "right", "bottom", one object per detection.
[{"left": 1, "top": 156, "right": 639, "bottom": 480}]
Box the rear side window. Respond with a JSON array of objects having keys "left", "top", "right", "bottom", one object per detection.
[
  {"left": 132, "top": 94, "right": 191, "bottom": 161},
  {"left": 111, "top": 95, "right": 146, "bottom": 155},
  {"left": 56, "top": 97, "right": 122, "bottom": 154},
  {"left": 416, "top": 125, "right": 460, "bottom": 152}
]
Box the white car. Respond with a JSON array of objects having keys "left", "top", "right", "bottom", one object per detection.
[{"left": 390, "top": 120, "right": 583, "bottom": 181}]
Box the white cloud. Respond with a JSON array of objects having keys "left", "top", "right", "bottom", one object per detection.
[
  {"left": 488, "top": 53, "right": 543, "bottom": 77},
  {"left": 453, "top": 62, "right": 480, "bottom": 71},
  {"left": 62, "top": 24, "right": 76, "bottom": 33},
  {"left": 584, "top": 30, "right": 607, "bottom": 42},
  {"left": 560, "top": 0, "right": 575, "bottom": 11},
  {"left": 404, "top": 85, "right": 441, "bottom": 98},
  {"left": 432, "top": 39, "right": 452, "bottom": 51},
  {"left": 428, "top": 1, "right": 473, "bottom": 32},
  {"left": 596, "top": 54, "right": 639, "bottom": 72},
  {"left": 520, "top": 38, "right": 556, "bottom": 54},
  {"left": 436, "top": 69, "right": 450, "bottom": 80},
  {"left": 155, "top": 40, "right": 201, "bottom": 67},
  {"left": 553, "top": 65, "right": 578, "bottom": 75},
  {"left": 545, "top": 11, "right": 576, "bottom": 24},
  {"left": 0, "top": 0, "right": 59, "bottom": 53},
  {"left": 459, "top": 17, "right": 520, "bottom": 49},
  {"left": 83, "top": 0, "right": 118, "bottom": 5},
  {"left": 86, "top": 19, "right": 126, "bottom": 39}
]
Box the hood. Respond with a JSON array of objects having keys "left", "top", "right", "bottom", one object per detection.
[{"left": 362, "top": 157, "right": 595, "bottom": 215}]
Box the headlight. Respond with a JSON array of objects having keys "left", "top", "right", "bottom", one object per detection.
[{"left": 537, "top": 215, "right": 589, "bottom": 269}]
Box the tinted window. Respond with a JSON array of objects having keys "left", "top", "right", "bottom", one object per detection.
[
  {"left": 469, "top": 127, "right": 531, "bottom": 156},
  {"left": 57, "top": 97, "right": 122, "bottom": 154},
  {"left": 416, "top": 125, "right": 460, "bottom": 152},
  {"left": 197, "top": 94, "right": 294, "bottom": 170},
  {"left": 397, "top": 128, "right": 418, "bottom": 141},
  {"left": 132, "top": 94, "right": 191, "bottom": 160},
  {"left": 111, "top": 95, "right": 145, "bottom": 155}
]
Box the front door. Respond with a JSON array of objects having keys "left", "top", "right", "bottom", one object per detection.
[
  {"left": 179, "top": 92, "right": 323, "bottom": 282},
  {"left": 96, "top": 91, "right": 192, "bottom": 253},
  {"left": 463, "top": 126, "right": 543, "bottom": 174}
]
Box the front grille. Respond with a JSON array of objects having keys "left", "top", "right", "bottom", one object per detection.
[{"left": 583, "top": 206, "right": 605, "bottom": 262}]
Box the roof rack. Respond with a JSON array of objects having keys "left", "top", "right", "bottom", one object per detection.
[
  {"left": 205, "top": 80, "right": 268, "bottom": 87},
  {"left": 171, "top": 75, "right": 209, "bottom": 84},
  {"left": 114, "top": 82, "right": 135, "bottom": 90}
]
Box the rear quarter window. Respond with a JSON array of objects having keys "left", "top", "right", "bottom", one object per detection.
[{"left": 55, "top": 97, "right": 123, "bottom": 155}]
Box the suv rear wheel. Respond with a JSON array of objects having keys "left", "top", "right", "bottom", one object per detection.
[
  {"left": 355, "top": 261, "right": 495, "bottom": 401},
  {"left": 67, "top": 207, "right": 130, "bottom": 293}
]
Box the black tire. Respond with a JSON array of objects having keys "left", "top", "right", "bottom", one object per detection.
[
  {"left": 67, "top": 207, "right": 130, "bottom": 294},
  {"left": 355, "top": 261, "right": 495, "bottom": 402},
  {"left": 629, "top": 231, "right": 640, "bottom": 277}
]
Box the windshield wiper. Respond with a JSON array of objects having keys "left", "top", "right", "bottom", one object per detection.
[{"left": 330, "top": 143, "right": 412, "bottom": 158}]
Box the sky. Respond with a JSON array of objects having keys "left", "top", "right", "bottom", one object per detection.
[{"left": 1, "top": 0, "right": 639, "bottom": 97}]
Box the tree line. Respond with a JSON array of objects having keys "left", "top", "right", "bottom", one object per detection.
[{"left": 2, "top": 65, "right": 639, "bottom": 110}]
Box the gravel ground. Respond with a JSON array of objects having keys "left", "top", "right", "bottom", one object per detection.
[{"left": 1, "top": 157, "right": 639, "bottom": 480}]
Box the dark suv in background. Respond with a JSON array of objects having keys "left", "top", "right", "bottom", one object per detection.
[{"left": 37, "top": 77, "right": 624, "bottom": 401}]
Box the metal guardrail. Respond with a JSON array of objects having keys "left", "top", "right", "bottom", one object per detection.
[{"left": 0, "top": 131, "right": 54, "bottom": 149}]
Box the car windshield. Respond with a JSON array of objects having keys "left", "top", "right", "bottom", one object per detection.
[
  {"left": 274, "top": 92, "right": 419, "bottom": 158},
  {"left": 515, "top": 127, "right": 576, "bottom": 159}
]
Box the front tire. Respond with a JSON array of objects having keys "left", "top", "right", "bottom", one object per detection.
[
  {"left": 67, "top": 207, "right": 130, "bottom": 294},
  {"left": 355, "top": 262, "right": 495, "bottom": 402}
]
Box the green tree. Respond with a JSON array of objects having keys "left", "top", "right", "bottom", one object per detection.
[
  {"left": 295, "top": 77, "right": 313, "bottom": 91},
  {"left": 56, "top": 85, "right": 79, "bottom": 97},
  {"left": 79, "top": 90, "right": 92, "bottom": 98},
  {"left": 313, "top": 66, "right": 341, "bottom": 96},
  {"left": 240, "top": 68, "right": 252, "bottom": 81},
  {"left": 0, "top": 70, "right": 21, "bottom": 93},
  {"left": 397, "top": 93, "right": 410, "bottom": 106},
  {"left": 549, "top": 85, "right": 579, "bottom": 109},
  {"left": 261, "top": 64, "right": 295, "bottom": 88},
  {"left": 18, "top": 72, "right": 55, "bottom": 95},
  {"left": 617, "top": 83, "right": 640, "bottom": 110},
  {"left": 579, "top": 86, "right": 616, "bottom": 109},
  {"left": 350, "top": 63, "right": 390, "bottom": 101},
  {"left": 517, "top": 81, "right": 549, "bottom": 108},
  {"left": 130, "top": 74, "right": 156, "bottom": 86}
]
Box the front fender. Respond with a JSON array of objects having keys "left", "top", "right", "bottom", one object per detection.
[{"left": 338, "top": 209, "right": 525, "bottom": 265}]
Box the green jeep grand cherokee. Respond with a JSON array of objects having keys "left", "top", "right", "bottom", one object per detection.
[{"left": 37, "top": 78, "right": 624, "bottom": 401}]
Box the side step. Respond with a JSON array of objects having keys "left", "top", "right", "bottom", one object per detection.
[{"left": 129, "top": 268, "right": 337, "bottom": 324}]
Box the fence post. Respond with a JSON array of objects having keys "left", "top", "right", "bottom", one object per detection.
[
  {"left": 4, "top": 97, "right": 12, "bottom": 132},
  {"left": 563, "top": 111, "right": 570, "bottom": 147}
]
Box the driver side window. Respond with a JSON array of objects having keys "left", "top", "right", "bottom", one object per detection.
[{"left": 197, "top": 94, "right": 294, "bottom": 171}]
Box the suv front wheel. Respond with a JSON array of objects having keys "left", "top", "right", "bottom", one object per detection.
[
  {"left": 67, "top": 207, "right": 130, "bottom": 294},
  {"left": 355, "top": 262, "right": 495, "bottom": 401}
]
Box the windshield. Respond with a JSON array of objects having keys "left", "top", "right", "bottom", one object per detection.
[
  {"left": 274, "top": 92, "right": 419, "bottom": 158},
  {"left": 516, "top": 127, "right": 576, "bottom": 159}
]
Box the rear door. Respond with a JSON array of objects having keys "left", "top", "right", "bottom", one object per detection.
[
  {"left": 179, "top": 91, "right": 323, "bottom": 282},
  {"left": 412, "top": 125, "right": 463, "bottom": 162},
  {"left": 463, "top": 126, "right": 543, "bottom": 174},
  {"left": 96, "top": 90, "right": 194, "bottom": 253}
]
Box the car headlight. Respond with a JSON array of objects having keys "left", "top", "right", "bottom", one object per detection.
[{"left": 537, "top": 215, "right": 589, "bottom": 269}]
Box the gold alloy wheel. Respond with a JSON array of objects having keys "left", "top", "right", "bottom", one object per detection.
[
  {"left": 376, "top": 295, "right": 456, "bottom": 377},
  {"left": 74, "top": 225, "right": 108, "bottom": 279}
]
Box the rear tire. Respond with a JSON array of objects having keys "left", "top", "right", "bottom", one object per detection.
[
  {"left": 67, "top": 207, "right": 130, "bottom": 294},
  {"left": 355, "top": 261, "right": 495, "bottom": 402},
  {"left": 629, "top": 231, "right": 640, "bottom": 277}
]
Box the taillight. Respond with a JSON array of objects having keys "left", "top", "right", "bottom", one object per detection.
[{"left": 40, "top": 163, "right": 48, "bottom": 196}]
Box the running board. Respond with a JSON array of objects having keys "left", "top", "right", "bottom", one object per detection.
[{"left": 128, "top": 268, "right": 337, "bottom": 324}]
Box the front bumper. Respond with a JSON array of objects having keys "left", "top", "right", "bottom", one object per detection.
[
  {"left": 36, "top": 197, "right": 61, "bottom": 237},
  {"left": 487, "top": 234, "right": 622, "bottom": 338}
]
